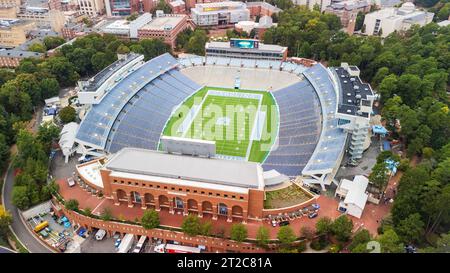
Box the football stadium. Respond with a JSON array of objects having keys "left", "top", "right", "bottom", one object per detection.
[{"left": 74, "top": 51, "right": 376, "bottom": 190}]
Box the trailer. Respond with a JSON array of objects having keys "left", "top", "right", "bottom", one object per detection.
[
  {"left": 154, "top": 243, "right": 201, "bottom": 253},
  {"left": 118, "top": 234, "right": 134, "bottom": 253}
]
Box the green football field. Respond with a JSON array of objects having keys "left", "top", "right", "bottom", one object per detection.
[{"left": 162, "top": 86, "right": 278, "bottom": 162}]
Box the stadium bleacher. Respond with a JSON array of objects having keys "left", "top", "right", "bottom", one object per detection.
[
  {"left": 76, "top": 53, "right": 199, "bottom": 151},
  {"left": 263, "top": 81, "right": 321, "bottom": 177}
]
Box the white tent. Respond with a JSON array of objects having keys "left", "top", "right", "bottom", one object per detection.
[
  {"left": 59, "top": 122, "right": 79, "bottom": 163},
  {"left": 336, "top": 175, "right": 369, "bottom": 219}
]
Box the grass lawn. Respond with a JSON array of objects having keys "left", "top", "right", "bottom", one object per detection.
[
  {"left": 264, "top": 184, "right": 313, "bottom": 209},
  {"left": 162, "top": 86, "right": 278, "bottom": 162}
]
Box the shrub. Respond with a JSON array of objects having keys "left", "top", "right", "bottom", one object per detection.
[
  {"left": 230, "top": 223, "right": 248, "bottom": 242},
  {"left": 100, "top": 207, "right": 113, "bottom": 221},
  {"left": 141, "top": 209, "right": 160, "bottom": 229},
  {"left": 65, "top": 199, "right": 79, "bottom": 211},
  {"left": 181, "top": 214, "right": 201, "bottom": 236}
]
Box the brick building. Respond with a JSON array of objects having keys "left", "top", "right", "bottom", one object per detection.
[
  {"left": 0, "top": 49, "right": 43, "bottom": 68},
  {"left": 325, "top": 0, "right": 371, "bottom": 35},
  {"left": 77, "top": 148, "right": 266, "bottom": 223},
  {"left": 137, "top": 13, "right": 189, "bottom": 49},
  {"left": 246, "top": 1, "right": 281, "bottom": 19}
]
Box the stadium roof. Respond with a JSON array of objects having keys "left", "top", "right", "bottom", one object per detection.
[
  {"left": 302, "top": 64, "right": 347, "bottom": 174},
  {"left": 334, "top": 66, "right": 373, "bottom": 117},
  {"left": 106, "top": 148, "right": 264, "bottom": 189},
  {"left": 75, "top": 53, "right": 179, "bottom": 149},
  {"left": 80, "top": 53, "right": 141, "bottom": 92}
]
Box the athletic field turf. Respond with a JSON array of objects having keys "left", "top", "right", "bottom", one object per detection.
[{"left": 162, "top": 86, "right": 278, "bottom": 163}]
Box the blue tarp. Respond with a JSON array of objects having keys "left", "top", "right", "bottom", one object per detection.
[
  {"left": 383, "top": 140, "right": 391, "bottom": 151},
  {"left": 385, "top": 159, "right": 399, "bottom": 175},
  {"left": 373, "top": 125, "right": 388, "bottom": 135}
]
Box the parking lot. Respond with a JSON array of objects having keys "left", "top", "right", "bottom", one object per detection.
[{"left": 80, "top": 231, "right": 158, "bottom": 253}]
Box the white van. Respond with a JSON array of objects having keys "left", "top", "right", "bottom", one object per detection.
[
  {"left": 132, "top": 236, "right": 147, "bottom": 253},
  {"left": 95, "top": 229, "right": 106, "bottom": 241}
]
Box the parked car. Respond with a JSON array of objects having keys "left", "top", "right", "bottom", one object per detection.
[
  {"left": 309, "top": 188, "right": 321, "bottom": 195},
  {"left": 279, "top": 220, "right": 290, "bottom": 226},
  {"left": 308, "top": 212, "right": 318, "bottom": 219},
  {"left": 271, "top": 220, "right": 277, "bottom": 227},
  {"left": 95, "top": 229, "right": 106, "bottom": 241},
  {"left": 67, "top": 177, "right": 75, "bottom": 187}
]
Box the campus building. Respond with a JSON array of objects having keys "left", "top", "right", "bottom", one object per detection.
[
  {"left": 293, "top": 0, "right": 332, "bottom": 12},
  {"left": 333, "top": 63, "right": 376, "bottom": 162},
  {"left": 191, "top": 1, "right": 250, "bottom": 27},
  {"left": 0, "top": 49, "right": 43, "bottom": 67},
  {"left": 362, "top": 2, "right": 434, "bottom": 37},
  {"left": 99, "top": 12, "right": 153, "bottom": 40},
  {"left": 76, "top": 0, "right": 105, "bottom": 16},
  {"left": 246, "top": 1, "right": 281, "bottom": 18},
  {"left": 137, "top": 13, "right": 189, "bottom": 49},
  {"left": 0, "top": 19, "right": 36, "bottom": 48},
  {"left": 205, "top": 39, "right": 288, "bottom": 61},
  {"left": 325, "top": 0, "right": 371, "bottom": 35}
]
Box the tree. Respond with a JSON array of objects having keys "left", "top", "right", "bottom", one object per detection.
[
  {"left": 369, "top": 162, "right": 389, "bottom": 193},
  {"left": 152, "top": 0, "right": 172, "bottom": 14},
  {"left": 230, "top": 223, "right": 248, "bottom": 242},
  {"left": 277, "top": 226, "right": 296, "bottom": 245},
  {"left": 199, "top": 221, "right": 212, "bottom": 236},
  {"left": 181, "top": 214, "right": 201, "bottom": 236},
  {"left": 420, "top": 232, "right": 450, "bottom": 253},
  {"left": 126, "top": 12, "right": 139, "bottom": 21},
  {"left": 83, "top": 207, "right": 92, "bottom": 217},
  {"left": 315, "top": 217, "right": 333, "bottom": 236},
  {"left": 300, "top": 226, "right": 314, "bottom": 240},
  {"left": 139, "top": 39, "right": 170, "bottom": 61},
  {"left": 28, "top": 43, "right": 46, "bottom": 53},
  {"left": 37, "top": 122, "right": 60, "bottom": 153},
  {"left": 354, "top": 12, "right": 365, "bottom": 31},
  {"left": 0, "top": 134, "right": 10, "bottom": 172},
  {"left": 185, "top": 30, "right": 208, "bottom": 56},
  {"left": 348, "top": 229, "right": 371, "bottom": 251},
  {"left": 65, "top": 199, "right": 79, "bottom": 211},
  {"left": 256, "top": 226, "right": 270, "bottom": 246},
  {"left": 91, "top": 52, "right": 115, "bottom": 72},
  {"left": 331, "top": 215, "right": 353, "bottom": 242},
  {"left": 12, "top": 186, "right": 30, "bottom": 210},
  {"left": 39, "top": 78, "right": 60, "bottom": 100},
  {"left": 42, "top": 57, "right": 79, "bottom": 87},
  {"left": 58, "top": 106, "right": 76, "bottom": 124},
  {"left": 376, "top": 229, "right": 404, "bottom": 253},
  {"left": 0, "top": 205, "right": 12, "bottom": 240},
  {"left": 116, "top": 45, "right": 130, "bottom": 55},
  {"left": 43, "top": 36, "right": 65, "bottom": 50},
  {"left": 395, "top": 213, "right": 424, "bottom": 244},
  {"left": 141, "top": 209, "right": 160, "bottom": 229},
  {"left": 100, "top": 207, "right": 113, "bottom": 221}
]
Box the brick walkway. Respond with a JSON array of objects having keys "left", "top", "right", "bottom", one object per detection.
[{"left": 57, "top": 175, "right": 396, "bottom": 239}]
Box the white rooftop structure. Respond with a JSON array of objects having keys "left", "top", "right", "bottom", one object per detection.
[
  {"left": 362, "top": 3, "right": 434, "bottom": 37},
  {"left": 336, "top": 175, "right": 369, "bottom": 218},
  {"left": 105, "top": 148, "right": 265, "bottom": 190},
  {"left": 76, "top": 160, "right": 104, "bottom": 189},
  {"left": 59, "top": 122, "right": 79, "bottom": 163},
  {"left": 139, "top": 14, "right": 185, "bottom": 31},
  {"left": 437, "top": 20, "right": 450, "bottom": 27}
]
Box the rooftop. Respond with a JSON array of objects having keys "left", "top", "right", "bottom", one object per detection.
[
  {"left": 0, "top": 49, "right": 43, "bottom": 58},
  {"left": 80, "top": 53, "right": 141, "bottom": 92},
  {"left": 140, "top": 15, "right": 186, "bottom": 31},
  {"left": 206, "top": 41, "right": 287, "bottom": 53},
  {"left": 246, "top": 1, "right": 282, "bottom": 12},
  {"left": 334, "top": 66, "right": 373, "bottom": 117},
  {"left": 106, "top": 148, "right": 264, "bottom": 190}
]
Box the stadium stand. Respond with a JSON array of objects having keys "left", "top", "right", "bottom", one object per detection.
[
  {"left": 263, "top": 81, "right": 321, "bottom": 177},
  {"left": 75, "top": 53, "right": 200, "bottom": 152},
  {"left": 301, "top": 64, "right": 348, "bottom": 189}
]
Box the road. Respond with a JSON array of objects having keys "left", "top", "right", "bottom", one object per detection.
[{"left": 2, "top": 165, "right": 53, "bottom": 253}]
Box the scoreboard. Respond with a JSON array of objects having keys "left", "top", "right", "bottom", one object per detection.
[{"left": 230, "top": 39, "right": 259, "bottom": 49}]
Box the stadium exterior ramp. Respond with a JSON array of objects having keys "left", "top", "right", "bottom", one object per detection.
[
  {"left": 301, "top": 64, "right": 348, "bottom": 190},
  {"left": 75, "top": 53, "right": 201, "bottom": 156}
]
